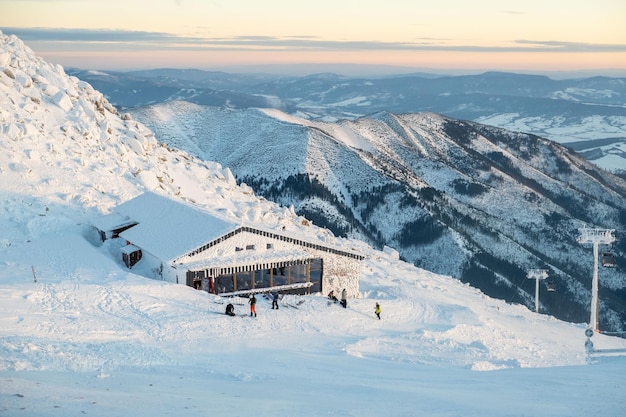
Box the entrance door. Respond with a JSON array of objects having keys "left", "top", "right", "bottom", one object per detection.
[{"left": 186, "top": 270, "right": 206, "bottom": 290}]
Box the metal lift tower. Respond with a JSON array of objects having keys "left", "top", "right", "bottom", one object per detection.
[
  {"left": 577, "top": 226, "right": 616, "bottom": 332},
  {"left": 527, "top": 269, "right": 548, "bottom": 313}
]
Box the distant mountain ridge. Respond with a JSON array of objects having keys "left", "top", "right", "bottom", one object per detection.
[
  {"left": 129, "top": 102, "right": 626, "bottom": 332},
  {"left": 69, "top": 68, "right": 626, "bottom": 172}
]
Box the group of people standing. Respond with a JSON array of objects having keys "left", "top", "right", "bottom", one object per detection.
[
  {"left": 327, "top": 289, "right": 348, "bottom": 308},
  {"left": 225, "top": 289, "right": 382, "bottom": 320},
  {"left": 224, "top": 291, "right": 279, "bottom": 317}
]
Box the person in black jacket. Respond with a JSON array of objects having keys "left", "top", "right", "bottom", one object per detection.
[
  {"left": 249, "top": 294, "right": 257, "bottom": 317},
  {"left": 225, "top": 303, "right": 235, "bottom": 316}
]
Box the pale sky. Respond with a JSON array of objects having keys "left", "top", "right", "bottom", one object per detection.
[{"left": 1, "top": 0, "right": 625, "bottom": 75}]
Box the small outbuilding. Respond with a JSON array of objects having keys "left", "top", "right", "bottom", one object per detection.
[{"left": 94, "top": 192, "right": 363, "bottom": 298}]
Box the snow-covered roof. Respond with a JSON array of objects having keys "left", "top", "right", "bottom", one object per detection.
[
  {"left": 105, "top": 192, "right": 362, "bottom": 265},
  {"left": 113, "top": 192, "right": 238, "bottom": 262},
  {"left": 92, "top": 212, "right": 137, "bottom": 232},
  {"left": 120, "top": 244, "right": 141, "bottom": 255}
]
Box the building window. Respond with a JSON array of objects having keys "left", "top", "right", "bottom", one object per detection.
[
  {"left": 290, "top": 263, "right": 307, "bottom": 285},
  {"left": 209, "top": 258, "right": 323, "bottom": 295},
  {"left": 309, "top": 259, "right": 323, "bottom": 293},
  {"left": 239, "top": 270, "right": 256, "bottom": 290},
  {"left": 216, "top": 274, "right": 235, "bottom": 294},
  {"left": 256, "top": 269, "right": 271, "bottom": 288}
]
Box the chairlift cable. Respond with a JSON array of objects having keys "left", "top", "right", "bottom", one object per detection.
[{"left": 505, "top": 270, "right": 533, "bottom": 305}]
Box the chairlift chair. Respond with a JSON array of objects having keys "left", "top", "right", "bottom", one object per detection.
[
  {"left": 602, "top": 252, "right": 616, "bottom": 268},
  {"left": 546, "top": 280, "right": 556, "bottom": 292}
]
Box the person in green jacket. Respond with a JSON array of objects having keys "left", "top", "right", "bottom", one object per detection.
[{"left": 375, "top": 303, "right": 381, "bottom": 320}]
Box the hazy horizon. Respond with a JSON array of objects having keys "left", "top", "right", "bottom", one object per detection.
[
  {"left": 64, "top": 62, "right": 626, "bottom": 80},
  {"left": 1, "top": 0, "right": 624, "bottom": 76}
]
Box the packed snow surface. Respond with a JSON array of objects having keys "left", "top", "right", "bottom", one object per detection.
[{"left": 1, "top": 30, "right": 625, "bottom": 417}]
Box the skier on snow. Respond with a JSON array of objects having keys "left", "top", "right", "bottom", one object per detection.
[
  {"left": 249, "top": 294, "right": 257, "bottom": 317},
  {"left": 272, "top": 291, "right": 279, "bottom": 309}
]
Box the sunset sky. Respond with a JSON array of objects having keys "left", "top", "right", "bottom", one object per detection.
[{"left": 1, "top": 0, "right": 625, "bottom": 75}]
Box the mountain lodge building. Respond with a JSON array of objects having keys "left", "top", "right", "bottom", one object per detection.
[{"left": 93, "top": 192, "right": 363, "bottom": 298}]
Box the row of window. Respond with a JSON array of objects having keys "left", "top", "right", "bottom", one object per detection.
[
  {"left": 187, "top": 259, "right": 323, "bottom": 294},
  {"left": 235, "top": 243, "right": 274, "bottom": 251}
]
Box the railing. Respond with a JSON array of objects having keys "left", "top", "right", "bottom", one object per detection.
[{"left": 217, "top": 282, "right": 314, "bottom": 298}]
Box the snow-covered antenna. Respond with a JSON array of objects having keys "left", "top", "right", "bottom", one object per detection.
[
  {"left": 526, "top": 269, "right": 548, "bottom": 313},
  {"left": 577, "top": 226, "right": 616, "bottom": 332}
]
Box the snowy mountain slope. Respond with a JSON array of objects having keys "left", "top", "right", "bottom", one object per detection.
[
  {"left": 243, "top": 73, "right": 626, "bottom": 173},
  {"left": 2, "top": 30, "right": 626, "bottom": 417},
  {"left": 130, "top": 102, "right": 626, "bottom": 332},
  {"left": 70, "top": 68, "right": 626, "bottom": 172},
  {"left": 0, "top": 31, "right": 346, "bottom": 302},
  {"left": 0, "top": 36, "right": 334, "bottom": 245}
]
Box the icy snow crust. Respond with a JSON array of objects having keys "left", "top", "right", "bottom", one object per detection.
[{"left": 1, "top": 31, "right": 626, "bottom": 416}]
